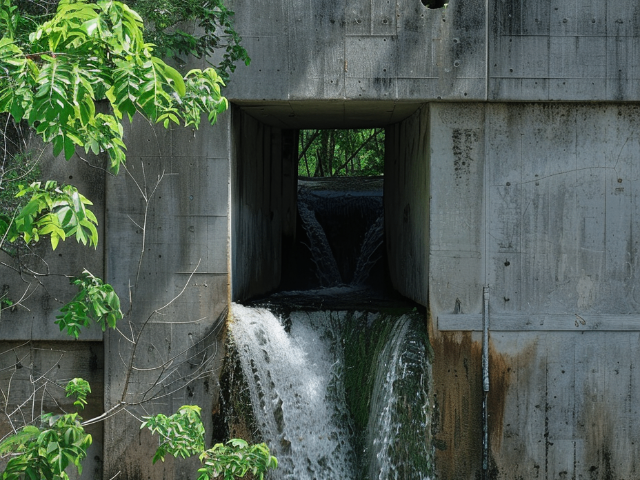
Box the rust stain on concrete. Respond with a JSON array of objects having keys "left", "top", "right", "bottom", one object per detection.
[
  {"left": 487, "top": 339, "right": 512, "bottom": 453},
  {"left": 431, "top": 330, "right": 484, "bottom": 479},
  {"left": 430, "top": 315, "right": 539, "bottom": 479}
]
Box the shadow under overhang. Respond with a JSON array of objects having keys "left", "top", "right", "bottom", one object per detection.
[{"left": 233, "top": 100, "right": 425, "bottom": 129}]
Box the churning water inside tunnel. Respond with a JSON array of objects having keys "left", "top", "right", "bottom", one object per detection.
[{"left": 223, "top": 174, "right": 433, "bottom": 479}]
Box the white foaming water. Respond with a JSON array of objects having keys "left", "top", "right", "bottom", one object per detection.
[
  {"left": 230, "top": 304, "right": 432, "bottom": 479},
  {"left": 366, "top": 316, "right": 432, "bottom": 480},
  {"left": 351, "top": 214, "right": 384, "bottom": 286},
  {"left": 230, "top": 304, "right": 355, "bottom": 480}
]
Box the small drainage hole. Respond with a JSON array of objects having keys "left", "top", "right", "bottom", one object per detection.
[{"left": 421, "top": 0, "right": 447, "bottom": 8}]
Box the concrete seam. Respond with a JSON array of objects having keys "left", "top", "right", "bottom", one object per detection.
[{"left": 484, "top": 0, "right": 489, "bottom": 101}]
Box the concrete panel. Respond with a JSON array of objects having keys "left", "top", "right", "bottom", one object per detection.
[
  {"left": 0, "top": 341, "right": 104, "bottom": 479},
  {"left": 489, "top": 0, "right": 640, "bottom": 101},
  {"left": 103, "top": 115, "right": 231, "bottom": 479},
  {"left": 486, "top": 332, "right": 640, "bottom": 480},
  {"left": 429, "top": 103, "right": 486, "bottom": 318},
  {"left": 288, "top": 0, "right": 346, "bottom": 99},
  {"left": 429, "top": 103, "right": 640, "bottom": 479},
  {"left": 0, "top": 143, "right": 106, "bottom": 341},
  {"left": 483, "top": 104, "right": 640, "bottom": 315},
  {"left": 231, "top": 108, "right": 297, "bottom": 301},
  {"left": 384, "top": 105, "right": 430, "bottom": 307},
  {"left": 225, "top": 0, "right": 486, "bottom": 106}
]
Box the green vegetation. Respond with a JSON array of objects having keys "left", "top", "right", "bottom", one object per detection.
[
  {"left": 5, "top": 0, "right": 249, "bottom": 82},
  {"left": 0, "top": 0, "right": 273, "bottom": 478},
  {"left": 0, "top": 0, "right": 228, "bottom": 175},
  {"left": 0, "top": 379, "right": 93, "bottom": 480},
  {"left": 298, "top": 128, "right": 384, "bottom": 177},
  {"left": 56, "top": 270, "right": 123, "bottom": 338},
  {"left": 142, "top": 406, "right": 277, "bottom": 480}
]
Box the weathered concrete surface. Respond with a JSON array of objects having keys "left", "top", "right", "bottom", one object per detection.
[
  {"left": 489, "top": 1, "right": 640, "bottom": 101},
  {"left": 384, "top": 106, "right": 430, "bottom": 307},
  {"left": 2, "top": 1, "right": 640, "bottom": 478},
  {"left": 225, "top": 0, "right": 640, "bottom": 129},
  {"left": 0, "top": 143, "right": 106, "bottom": 341},
  {"left": 226, "top": 0, "right": 485, "bottom": 103},
  {"left": 426, "top": 103, "right": 640, "bottom": 479},
  {"left": 230, "top": 107, "right": 298, "bottom": 301},
  {"left": 103, "top": 117, "right": 231, "bottom": 479},
  {"left": 0, "top": 341, "right": 104, "bottom": 480}
]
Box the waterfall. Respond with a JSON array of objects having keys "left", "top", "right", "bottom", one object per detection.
[
  {"left": 230, "top": 305, "right": 356, "bottom": 479},
  {"left": 351, "top": 214, "right": 384, "bottom": 286},
  {"left": 297, "top": 200, "right": 343, "bottom": 287},
  {"left": 366, "top": 316, "right": 433, "bottom": 480},
  {"left": 229, "top": 305, "right": 433, "bottom": 480},
  {"left": 227, "top": 177, "right": 432, "bottom": 478}
]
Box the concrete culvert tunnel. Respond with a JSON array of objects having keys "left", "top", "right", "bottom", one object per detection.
[
  {"left": 230, "top": 100, "right": 429, "bottom": 307},
  {"left": 226, "top": 100, "right": 434, "bottom": 478}
]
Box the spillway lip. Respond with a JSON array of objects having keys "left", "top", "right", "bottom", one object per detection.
[
  {"left": 247, "top": 285, "right": 420, "bottom": 312},
  {"left": 298, "top": 176, "right": 383, "bottom": 195}
]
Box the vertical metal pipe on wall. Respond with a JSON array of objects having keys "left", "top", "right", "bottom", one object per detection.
[{"left": 482, "top": 286, "right": 490, "bottom": 479}]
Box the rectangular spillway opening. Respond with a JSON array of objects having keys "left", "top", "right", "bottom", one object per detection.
[{"left": 231, "top": 102, "right": 429, "bottom": 309}]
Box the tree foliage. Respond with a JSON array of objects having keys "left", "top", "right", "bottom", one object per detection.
[
  {"left": 5, "top": 0, "right": 250, "bottom": 83},
  {"left": 56, "top": 270, "right": 123, "bottom": 338},
  {"left": 142, "top": 406, "right": 277, "bottom": 480},
  {"left": 0, "top": 181, "right": 98, "bottom": 249},
  {"left": 298, "top": 128, "right": 385, "bottom": 178},
  {"left": 128, "top": 0, "right": 250, "bottom": 83},
  {"left": 0, "top": 380, "right": 93, "bottom": 480},
  {"left": 0, "top": 0, "right": 228, "bottom": 176},
  {"left": 0, "top": 1, "right": 275, "bottom": 478}
]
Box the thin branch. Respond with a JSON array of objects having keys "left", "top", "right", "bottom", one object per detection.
[{"left": 119, "top": 259, "right": 202, "bottom": 403}]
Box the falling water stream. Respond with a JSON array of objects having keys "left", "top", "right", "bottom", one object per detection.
[{"left": 228, "top": 178, "right": 433, "bottom": 479}]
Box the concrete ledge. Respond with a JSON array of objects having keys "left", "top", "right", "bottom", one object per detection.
[{"left": 438, "top": 313, "right": 640, "bottom": 331}]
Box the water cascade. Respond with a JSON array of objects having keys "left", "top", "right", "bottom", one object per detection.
[{"left": 227, "top": 178, "right": 433, "bottom": 479}]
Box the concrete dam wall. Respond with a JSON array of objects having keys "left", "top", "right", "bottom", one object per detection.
[{"left": 1, "top": 0, "right": 640, "bottom": 478}]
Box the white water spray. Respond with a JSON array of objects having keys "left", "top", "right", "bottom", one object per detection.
[
  {"left": 230, "top": 305, "right": 432, "bottom": 479},
  {"left": 230, "top": 304, "right": 355, "bottom": 479}
]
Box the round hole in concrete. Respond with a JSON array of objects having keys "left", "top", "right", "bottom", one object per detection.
[{"left": 421, "top": 0, "right": 447, "bottom": 8}]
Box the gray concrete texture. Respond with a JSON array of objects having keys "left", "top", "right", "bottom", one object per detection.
[
  {"left": 399, "top": 103, "right": 640, "bottom": 479},
  {"left": 101, "top": 117, "right": 232, "bottom": 480},
  {"left": 226, "top": 0, "right": 640, "bottom": 129},
  {"left": 3, "top": 0, "right": 640, "bottom": 479},
  {"left": 231, "top": 107, "right": 298, "bottom": 301},
  {"left": 0, "top": 142, "right": 106, "bottom": 341}
]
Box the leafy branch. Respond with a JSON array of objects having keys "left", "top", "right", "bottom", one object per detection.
[
  {"left": 0, "top": 0, "right": 228, "bottom": 176},
  {"left": 0, "top": 181, "right": 98, "bottom": 250},
  {"left": 142, "top": 406, "right": 277, "bottom": 480},
  {"left": 0, "top": 379, "right": 93, "bottom": 480},
  {"left": 56, "top": 270, "right": 123, "bottom": 339}
]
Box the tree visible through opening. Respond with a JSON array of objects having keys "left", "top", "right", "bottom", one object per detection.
[{"left": 297, "top": 129, "right": 384, "bottom": 178}]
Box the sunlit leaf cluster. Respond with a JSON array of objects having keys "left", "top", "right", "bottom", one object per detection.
[
  {"left": 56, "top": 270, "right": 123, "bottom": 339},
  {"left": 141, "top": 405, "right": 206, "bottom": 464},
  {"left": 0, "top": 409, "right": 92, "bottom": 480},
  {"left": 142, "top": 406, "right": 277, "bottom": 480},
  {"left": 0, "top": 0, "right": 227, "bottom": 175},
  {"left": 0, "top": 181, "right": 97, "bottom": 249},
  {"left": 64, "top": 378, "right": 91, "bottom": 410},
  {"left": 198, "top": 439, "right": 278, "bottom": 480}
]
